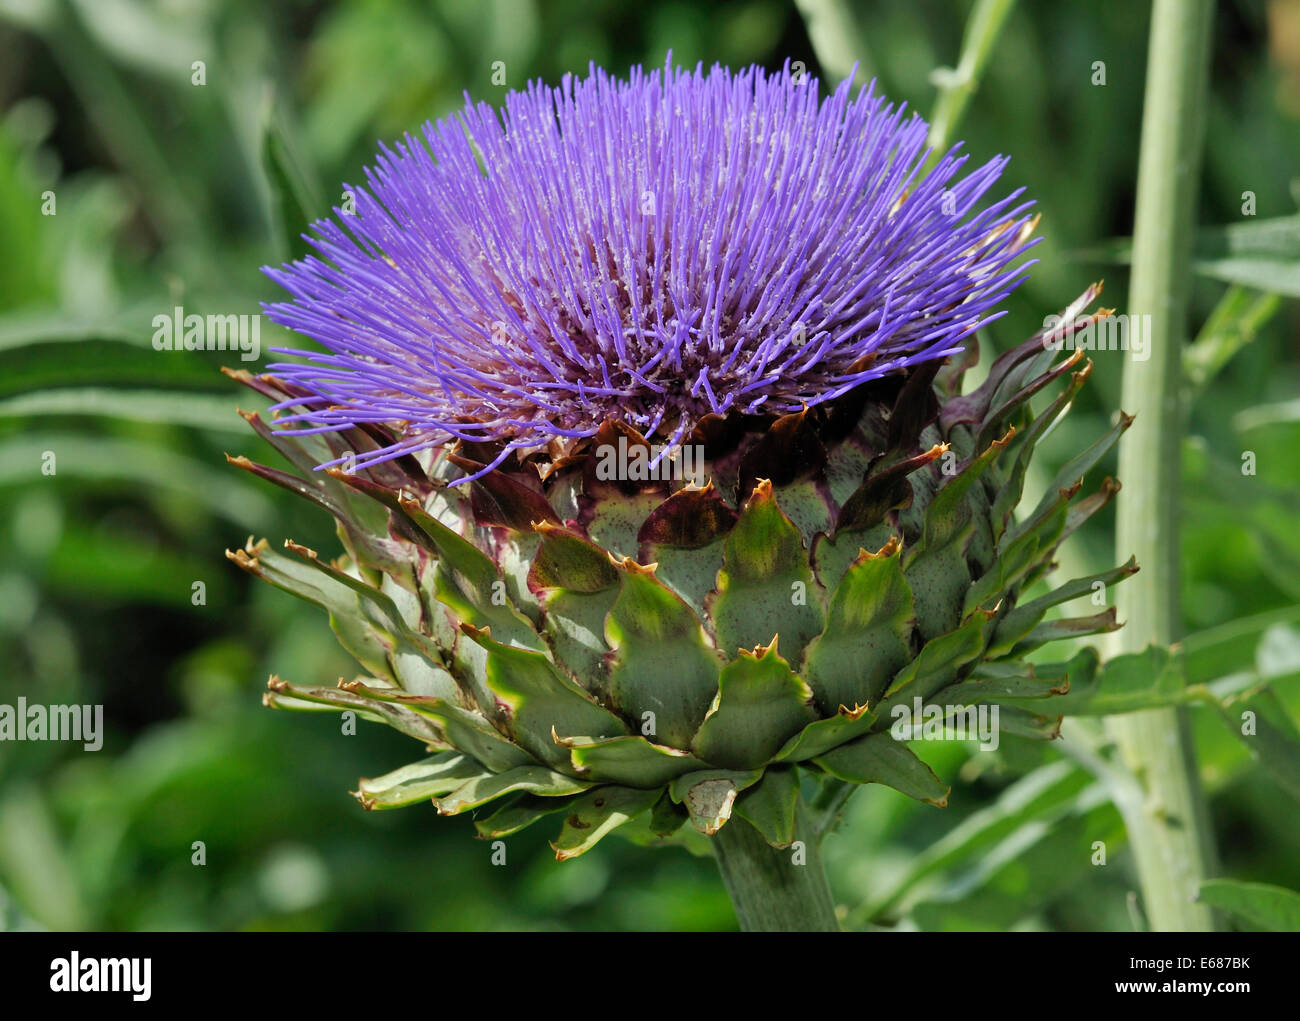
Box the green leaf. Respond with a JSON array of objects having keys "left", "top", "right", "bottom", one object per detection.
[
  {"left": 669, "top": 769, "right": 764, "bottom": 834},
  {"left": 1197, "top": 879, "right": 1300, "bottom": 931},
  {"left": 230, "top": 539, "right": 448, "bottom": 694},
  {"left": 802, "top": 536, "right": 913, "bottom": 713},
  {"left": 711, "top": 479, "right": 825, "bottom": 662},
  {"left": 1010, "top": 645, "right": 1189, "bottom": 717},
  {"left": 0, "top": 387, "right": 250, "bottom": 430},
  {"left": 733, "top": 767, "right": 801, "bottom": 848},
  {"left": 460, "top": 623, "right": 628, "bottom": 769},
  {"left": 1074, "top": 215, "right": 1300, "bottom": 297},
  {"left": 905, "top": 785, "right": 1121, "bottom": 930},
  {"left": 1011, "top": 410, "right": 1131, "bottom": 543},
  {"left": 261, "top": 676, "right": 445, "bottom": 747},
  {"left": 528, "top": 522, "right": 621, "bottom": 686},
  {"left": 1216, "top": 686, "right": 1300, "bottom": 801},
  {"left": 550, "top": 786, "right": 662, "bottom": 860},
  {"left": 851, "top": 761, "right": 1091, "bottom": 923},
  {"left": 987, "top": 557, "right": 1138, "bottom": 656},
  {"left": 0, "top": 336, "right": 225, "bottom": 397},
  {"left": 773, "top": 703, "right": 878, "bottom": 762},
  {"left": 648, "top": 789, "right": 688, "bottom": 836},
  {"left": 354, "top": 753, "right": 486, "bottom": 810},
  {"left": 691, "top": 642, "right": 818, "bottom": 770},
  {"left": 342, "top": 686, "right": 532, "bottom": 774},
  {"left": 434, "top": 765, "right": 592, "bottom": 815},
  {"left": 395, "top": 495, "right": 544, "bottom": 652},
  {"left": 989, "top": 358, "right": 1093, "bottom": 534},
  {"left": 902, "top": 527, "right": 972, "bottom": 641},
  {"left": 528, "top": 523, "right": 619, "bottom": 593},
  {"left": 0, "top": 782, "right": 90, "bottom": 930},
  {"left": 604, "top": 559, "right": 724, "bottom": 749},
  {"left": 536, "top": 586, "right": 619, "bottom": 690},
  {"left": 1185, "top": 285, "right": 1281, "bottom": 393},
  {"left": 935, "top": 660, "right": 1069, "bottom": 705},
  {"left": 878, "top": 613, "right": 987, "bottom": 706},
  {"left": 0, "top": 433, "right": 272, "bottom": 529},
  {"left": 262, "top": 96, "right": 326, "bottom": 261},
  {"left": 1005, "top": 607, "right": 1121, "bottom": 657},
  {"left": 561, "top": 733, "right": 705, "bottom": 788},
  {"left": 814, "top": 733, "right": 950, "bottom": 807},
  {"left": 474, "top": 795, "right": 572, "bottom": 839}
]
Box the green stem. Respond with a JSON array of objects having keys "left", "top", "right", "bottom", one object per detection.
[
  {"left": 1105, "top": 0, "right": 1217, "bottom": 932},
  {"left": 712, "top": 804, "right": 840, "bottom": 931},
  {"left": 926, "top": 0, "right": 1018, "bottom": 160},
  {"left": 793, "top": 0, "right": 875, "bottom": 85}
]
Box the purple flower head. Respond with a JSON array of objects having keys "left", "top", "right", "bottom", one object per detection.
[{"left": 262, "top": 59, "right": 1038, "bottom": 478}]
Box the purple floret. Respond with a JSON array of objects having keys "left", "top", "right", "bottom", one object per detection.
[{"left": 262, "top": 58, "right": 1038, "bottom": 476}]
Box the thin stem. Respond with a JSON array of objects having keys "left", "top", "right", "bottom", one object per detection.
[
  {"left": 793, "top": 0, "right": 875, "bottom": 85},
  {"left": 712, "top": 803, "right": 840, "bottom": 931},
  {"left": 1105, "top": 0, "right": 1218, "bottom": 932},
  {"left": 926, "top": 0, "right": 1019, "bottom": 160}
]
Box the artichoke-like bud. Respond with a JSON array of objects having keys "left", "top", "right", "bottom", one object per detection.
[{"left": 228, "top": 62, "right": 1137, "bottom": 860}]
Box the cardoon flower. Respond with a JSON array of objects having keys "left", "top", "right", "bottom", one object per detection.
[{"left": 229, "top": 60, "right": 1134, "bottom": 931}]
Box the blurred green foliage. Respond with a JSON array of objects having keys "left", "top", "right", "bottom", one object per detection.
[{"left": 0, "top": 0, "right": 1297, "bottom": 931}]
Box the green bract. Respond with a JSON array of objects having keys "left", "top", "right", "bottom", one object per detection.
[{"left": 228, "top": 284, "right": 1136, "bottom": 859}]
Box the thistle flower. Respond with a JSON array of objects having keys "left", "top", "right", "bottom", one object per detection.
[
  {"left": 229, "top": 60, "right": 1134, "bottom": 931},
  {"left": 261, "top": 60, "right": 1037, "bottom": 476}
]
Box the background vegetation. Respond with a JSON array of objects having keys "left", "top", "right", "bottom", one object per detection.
[{"left": 0, "top": 0, "right": 1296, "bottom": 931}]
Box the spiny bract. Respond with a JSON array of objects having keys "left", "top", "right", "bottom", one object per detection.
[{"left": 229, "top": 62, "right": 1135, "bottom": 859}]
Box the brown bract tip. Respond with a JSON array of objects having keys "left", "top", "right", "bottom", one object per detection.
[
  {"left": 284, "top": 539, "right": 318, "bottom": 559},
  {"left": 551, "top": 725, "right": 580, "bottom": 749},
  {"left": 746, "top": 636, "right": 780, "bottom": 659},
  {"left": 853, "top": 534, "right": 902, "bottom": 565},
  {"left": 608, "top": 552, "right": 658, "bottom": 576}
]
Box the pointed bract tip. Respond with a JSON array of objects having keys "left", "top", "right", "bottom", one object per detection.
[
  {"left": 550, "top": 725, "right": 578, "bottom": 748},
  {"left": 459, "top": 622, "right": 491, "bottom": 641},
  {"left": 747, "top": 635, "right": 780, "bottom": 659},
  {"left": 611, "top": 554, "right": 658, "bottom": 576},
  {"left": 284, "top": 539, "right": 318, "bottom": 559},
  {"left": 853, "top": 534, "right": 902, "bottom": 565}
]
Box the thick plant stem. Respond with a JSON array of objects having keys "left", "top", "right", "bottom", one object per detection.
[
  {"left": 712, "top": 806, "right": 840, "bottom": 931},
  {"left": 1106, "top": 0, "right": 1217, "bottom": 932}
]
